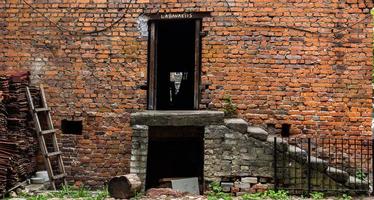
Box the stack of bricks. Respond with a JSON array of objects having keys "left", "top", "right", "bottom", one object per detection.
[
  {"left": 0, "top": 91, "right": 6, "bottom": 138},
  {"left": 0, "top": 0, "right": 372, "bottom": 187},
  {"left": 220, "top": 176, "right": 273, "bottom": 195}
]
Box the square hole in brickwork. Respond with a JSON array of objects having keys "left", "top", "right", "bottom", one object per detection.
[{"left": 61, "top": 119, "right": 83, "bottom": 135}]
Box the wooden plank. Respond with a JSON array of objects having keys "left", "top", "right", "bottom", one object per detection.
[
  {"left": 148, "top": 22, "right": 157, "bottom": 110},
  {"left": 193, "top": 20, "right": 201, "bottom": 110}
]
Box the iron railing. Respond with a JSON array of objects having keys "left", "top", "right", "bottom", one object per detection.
[{"left": 273, "top": 137, "right": 373, "bottom": 195}]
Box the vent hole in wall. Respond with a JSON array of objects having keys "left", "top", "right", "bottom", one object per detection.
[{"left": 61, "top": 119, "right": 83, "bottom": 135}]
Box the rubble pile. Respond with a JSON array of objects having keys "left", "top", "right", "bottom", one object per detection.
[{"left": 0, "top": 72, "right": 40, "bottom": 195}]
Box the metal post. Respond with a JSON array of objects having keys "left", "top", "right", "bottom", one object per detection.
[
  {"left": 274, "top": 137, "right": 278, "bottom": 191},
  {"left": 307, "top": 138, "right": 311, "bottom": 196}
]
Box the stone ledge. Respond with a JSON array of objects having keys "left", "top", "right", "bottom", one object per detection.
[
  {"left": 247, "top": 127, "right": 268, "bottom": 141},
  {"left": 224, "top": 118, "right": 248, "bottom": 133},
  {"left": 131, "top": 110, "right": 224, "bottom": 126}
]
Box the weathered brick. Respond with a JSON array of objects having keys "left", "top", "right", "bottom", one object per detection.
[{"left": 1, "top": 0, "right": 372, "bottom": 188}]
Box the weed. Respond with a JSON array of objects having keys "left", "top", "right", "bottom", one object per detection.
[
  {"left": 355, "top": 170, "right": 367, "bottom": 181},
  {"left": 94, "top": 186, "right": 109, "bottom": 200},
  {"left": 207, "top": 182, "right": 233, "bottom": 200},
  {"left": 26, "top": 194, "right": 48, "bottom": 200},
  {"left": 337, "top": 194, "right": 352, "bottom": 200},
  {"left": 222, "top": 95, "right": 237, "bottom": 117},
  {"left": 132, "top": 191, "right": 144, "bottom": 200},
  {"left": 263, "top": 190, "right": 290, "bottom": 200},
  {"left": 241, "top": 192, "right": 264, "bottom": 200},
  {"left": 310, "top": 191, "right": 324, "bottom": 200}
]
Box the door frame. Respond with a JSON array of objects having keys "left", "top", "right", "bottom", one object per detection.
[{"left": 147, "top": 16, "right": 204, "bottom": 110}]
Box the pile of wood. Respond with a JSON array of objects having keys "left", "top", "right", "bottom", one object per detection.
[
  {"left": 0, "top": 95, "right": 7, "bottom": 139},
  {"left": 0, "top": 72, "right": 40, "bottom": 195}
]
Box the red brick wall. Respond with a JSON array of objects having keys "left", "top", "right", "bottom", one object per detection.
[{"left": 1, "top": 0, "right": 372, "bottom": 187}]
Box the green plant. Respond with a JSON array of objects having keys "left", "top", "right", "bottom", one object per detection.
[
  {"left": 52, "top": 184, "right": 74, "bottom": 198},
  {"left": 70, "top": 186, "right": 91, "bottom": 198},
  {"left": 263, "top": 190, "right": 290, "bottom": 200},
  {"left": 310, "top": 191, "right": 324, "bottom": 200},
  {"left": 26, "top": 194, "right": 48, "bottom": 200},
  {"left": 337, "top": 194, "right": 352, "bottom": 200},
  {"left": 222, "top": 95, "right": 237, "bottom": 117},
  {"left": 132, "top": 191, "right": 144, "bottom": 200},
  {"left": 48, "top": 184, "right": 100, "bottom": 199},
  {"left": 94, "top": 186, "right": 109, "bottom": 200},
  {"left": 207, "top": 182, "right": 233, "bottom": 200},
  {"left": 241, "top": 192, "right": 264, "bottom": 200},
  {"left": 355, "top": 170, "right": 367, "bottom": 181}
]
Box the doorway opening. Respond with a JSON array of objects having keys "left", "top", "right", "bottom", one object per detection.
[
  {"left": 148, "top": 19, "right": 201, "bottom": 110},
  {"left": 145, "top": 126, "right": 204, "bottom": 190}
]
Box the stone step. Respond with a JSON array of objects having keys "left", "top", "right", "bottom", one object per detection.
[
  {"left": 326, "top": 167, "right": 349, "bottom": 183},
  {"left": 247, "top": 126, "right": 268, "bottom": 141},
  {"left": 224, "top": 118, "right": 248, "bottom": 133},
  {"left": 345, "top": 176, "right": 370, "bottom": 190}
]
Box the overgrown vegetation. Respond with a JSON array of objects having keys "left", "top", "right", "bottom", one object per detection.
[
  {"left": 222, "top": 95, "right": 237, "bottom": 117},
  {"left": 338, "top": 194, "right": 353, "bottom": 200},
  {"left": 310, "top": 192, "right": 324, "bottom": 200},
  {"left": 208, "top": 182, "right": 291, "bottom": 200},
  {"left": 207, "top": 182, "right": 354, "bottom": 200},
  {"left": 207, "top": 181, "right": 233, "bottom": 200},
  {"left": 355, "top": 169, "right": 367, "bottom": 181},
  {"left": 15, "top": 182, "right": 356, "bottom": 200},
  {"left": 18, "top": 185, "right": 108, "bottom": 200}
]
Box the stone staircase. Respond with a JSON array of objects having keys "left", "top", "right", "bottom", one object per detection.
[
  {"left": 223, "top": 118, "right": 371, "bottom": 194},
  {"left": 130, "top": 110, "right": 371, "bottom": 194}
]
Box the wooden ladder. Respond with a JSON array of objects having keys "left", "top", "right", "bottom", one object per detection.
[{"left": 26, "top": 85, "right": 67, "bottom": 189}]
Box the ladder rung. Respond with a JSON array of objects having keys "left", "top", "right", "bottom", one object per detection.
[
  {"left": 34, "top": 107, "right": 50, "bottom": 112},
  {"left": 52, "top": 173, "right": 66, "bottom": 180},
  {"left": 41, "top": 129, "right": 57, "bottom": 135},
  {"left": 46, "top": 151, "right": 62, "bottom": 157}
]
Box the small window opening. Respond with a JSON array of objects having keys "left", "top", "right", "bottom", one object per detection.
[
  {"left": 61, "top": 119, "right": 83, "bottom": 135},
  {"left": 281, "top": 124, "right": 291, "bottom": 137}
]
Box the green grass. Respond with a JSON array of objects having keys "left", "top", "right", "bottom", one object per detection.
[{"left": 17, "top": 185, "right": 108, "bottom": 200}]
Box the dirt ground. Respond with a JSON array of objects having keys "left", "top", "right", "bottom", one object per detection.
[{"left": 135, "top": 195, "right": 373, "bottom": 200}]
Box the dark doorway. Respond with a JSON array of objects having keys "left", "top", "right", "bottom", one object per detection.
[
  {"left": 145, "top": 126, "right": 204, "bottom": 190},
  {"left": 148, "top": 19, "right": 201, "bottom": 110}
]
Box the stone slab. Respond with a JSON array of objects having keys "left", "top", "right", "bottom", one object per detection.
[
  {"left": 224, "top": 118, "right": 248, "bottom": 133},
  {"left": 309, "top": 156, "right": 328, "bottom": 171},
  {"left": 346, "top": 176, "right": 369, "bottom": 190},
  {"left": 171, "top": 177, "right": 200, "bottom": 195},
  {"left": 247, "top": 127, "right": 269, "bottom": 141},
  {"left": 326, "top": 167, "right": 349, "bottom": 183},
  {"left": 241, "top": 177, "right": 257, "bottom": 184},
  {"left": 131, "top": 110, "right": 224, "bottom": 126}
]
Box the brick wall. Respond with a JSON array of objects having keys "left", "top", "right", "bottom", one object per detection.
[{"left": 1, "top": 0, "right": 372, "bottom": 187}]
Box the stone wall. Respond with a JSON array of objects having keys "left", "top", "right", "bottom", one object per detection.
[
  {"left": 129, "top": 111, "right": 367, "bottom": 194},
  {"left": 204, "top": 125, "right": 273, "bottom": 181},
  {"left": 0, "top": 0, "right": 372, "bottom": 187}
]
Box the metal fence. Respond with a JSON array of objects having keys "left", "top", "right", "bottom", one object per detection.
[{"left": 273, "top": 137, "right": 373, "bottom": 195}]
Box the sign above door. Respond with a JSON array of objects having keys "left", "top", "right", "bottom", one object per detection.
[{"left": 147, "top": 12, "right": 211, "bottom": 20}]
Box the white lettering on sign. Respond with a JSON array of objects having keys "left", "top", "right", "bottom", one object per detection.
[{"left": 160, "top": 13, "right": 193, "bottom": 19}]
